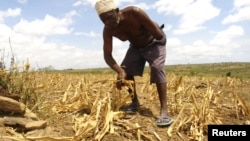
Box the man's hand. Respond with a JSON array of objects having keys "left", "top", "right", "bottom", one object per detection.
[{"left": 116, "top": 68, "right": 126, "bottom": 89}]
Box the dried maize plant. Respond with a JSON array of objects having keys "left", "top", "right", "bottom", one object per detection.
[
  {"left": 51, "top": 78, "right": 93, "bottom": 113},
  {"left": 44, "top": 73, "right": 144, "bottom": 141},
  {"left": 6, "top": 62, "right": 43, "bottom": 109},
  {"left": 167, "top": 75, "right": 250, "bottom": 141},
  {"left": 3, "top": 127, "right": 72, "bottom": 141},
  {"left": 140, "top": 74, "right": 158, "bottom": 101},
  {"left": 110, "top": 79, "right": 135, "bottom": 111},
  {"left": 167, "top": 81, "right": 222, "bottom": 141},
  {"left": 71, "top": 78, "right": 146, "bottom": 141},
  {"left": 2, "top": 68, "right": 250, "bottom": 141},
  {"left": 187, "top": 87, "right": 222, "bottom": 140},
  {"left": 168, "top": 75, "right": 193, "bottom": 114},
  {"left": 213, "top": 77, "right": 250, "bottom": 120},
  {"left": 231, "top": 80, "right": 250, "bottom": 118},
  {"left": 233, "top": 91, "right": 250, "bottom": 118},
  {"left": 72, "top": 93, "right": 125, "bottom": 141}
]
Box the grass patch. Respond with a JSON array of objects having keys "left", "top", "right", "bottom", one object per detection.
[{"left": 60, "top": 62, "right": 250, "bottom": 80}]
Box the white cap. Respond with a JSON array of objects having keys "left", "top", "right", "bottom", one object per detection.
[{"left": 95, "top": 0, "right": 117, "bottom": 15}]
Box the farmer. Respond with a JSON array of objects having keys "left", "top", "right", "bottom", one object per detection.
[{"left": 95, "top": 0, "right": 173, "bottom": 126}]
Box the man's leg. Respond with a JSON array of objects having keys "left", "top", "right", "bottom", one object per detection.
[
  {"left": 156, "top": 82, "right": 173, "bottom": 126},
  {"left": 156, "top": 83, "right": 167, "bottom": 117}
]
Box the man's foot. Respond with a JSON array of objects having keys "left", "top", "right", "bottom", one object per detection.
[
  {"left": 156, "top": 116, "right": 173, "bottom": 127},
  {"left": 119, "top": 103, "right": 139, "bottom": 114}
]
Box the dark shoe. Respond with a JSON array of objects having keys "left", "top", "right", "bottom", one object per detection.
[{"left": 156, "top": 116, "right": 173, "bottom": 127}]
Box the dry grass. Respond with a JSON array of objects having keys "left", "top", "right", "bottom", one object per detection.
[{"left": 1, "top": 69, "right": 250, "bottom": 141}]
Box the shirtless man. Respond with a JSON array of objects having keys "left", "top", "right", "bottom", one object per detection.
[{"left": 95, "top": 0, "right": 173, "bottom": 126}]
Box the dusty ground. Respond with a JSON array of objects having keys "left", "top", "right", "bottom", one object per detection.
[{"left": 1, "top": 74, "right": 250, "bottom": 141}]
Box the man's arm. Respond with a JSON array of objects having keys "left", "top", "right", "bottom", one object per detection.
[
  {"left": 103, "top": 28, "right": 126, "bottom": 80},
  {"left": 132, "top": 7, "right": 164, "bottom": 40}
]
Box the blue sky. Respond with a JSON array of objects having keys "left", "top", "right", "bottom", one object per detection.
[{"left": 0, "top": 0, "right": 249, "bottom": 70}]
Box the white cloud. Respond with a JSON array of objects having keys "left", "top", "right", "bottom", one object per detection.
[
  {"left": 167, "top": 39, "right": 234, "bottom": 64},
  {"left": 2, "top": 32, "right": 105, "bottom": 70},
  {"left": 116, "top": 0, "right": 135, "bottom": 5},
  {"left": 73, "top": 0, "right": 95, "bottom": 6},
  {"left": 74, "top": 31, "right": 100, "bottom": 37},
  {"left": 18, "top": 0, "right": 27, "bottom": 4},
  {"left": 154, "top": 0, "right": 220, "bottom": 34},
  {"left": 210, "top": 25, "right": 244, "bottom": 46},
  {"left": 73, "top": 0, "right": 136, "bottom": 7},
  {"left": 0, "top": 8, "right": 21, "bottom": 23},
  {"left": 167, "top": 38, "right": 181, "bottom": 47},
  {"left": 131, "top": 3, "right": 151, "bottom": 10},
  {"left": 222, "top": 0, "right": 250, "bottom": 24},
  {"left": 0, "top": 24, "right": 14, "bottom": 39},
  {"left": 167, "top": 24, "right": 247, "bottom": 64},
  {"left": 13, "top": 11, "right": 77, "bottom": 35},
  {"left": 0, "top": 27, "right": 125, "bottom": 70},
  {"left": 154, "top": 0, "right": 194, "bottom": 15},
  {"left": 234, "top": 0, "right": 250, "bottom": 7}
]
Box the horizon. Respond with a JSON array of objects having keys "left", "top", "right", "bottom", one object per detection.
[{"left": 52, "top": 61, "right": 250, "bottom": 71}]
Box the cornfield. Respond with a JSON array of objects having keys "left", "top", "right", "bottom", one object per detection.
[{"left": 1, "top": 66, "right": 250, "bottom": 141}]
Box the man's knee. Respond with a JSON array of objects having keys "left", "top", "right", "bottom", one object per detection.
[{"left": 150, "top": 66, "right": 166, "bottom": 83}]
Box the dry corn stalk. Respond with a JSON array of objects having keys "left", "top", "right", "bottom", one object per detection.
[
  {"left": 168, "top": 85, "right": 222, "bottom": 141},
  {"left": 1, "top": 127, "right": 72, "bottom": 141},
  {"left": 233, "top": 91, "right": 250, "bottom": 117},
  {"left": 3, "top": 71, "right": 250, "bottom": 141}
]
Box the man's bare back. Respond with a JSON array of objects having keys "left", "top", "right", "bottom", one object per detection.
[
  {"left": 98, "top": 5, "right": 165, "bottom": 76},
  {"left": 102, "top": 6, "right": 163, "bottom": 48}
]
